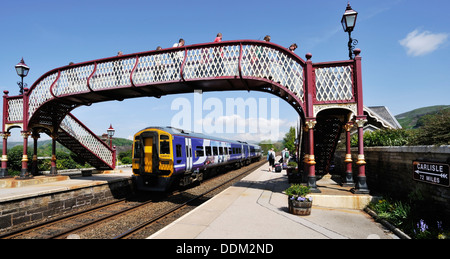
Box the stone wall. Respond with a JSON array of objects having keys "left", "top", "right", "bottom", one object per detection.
[
  {"left": 0, "top": 178, "right": 133, "bottom": 231},
  {"left": 334, "top": 146, "right": 450, "bottom": 216}
]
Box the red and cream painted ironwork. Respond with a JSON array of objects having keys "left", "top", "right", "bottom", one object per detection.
[
  {"left": 2, "top": 40, "right": 367, "bottom": 191},
  {"left": 8, "top": 41, "right": 361, "bottom": 125}
]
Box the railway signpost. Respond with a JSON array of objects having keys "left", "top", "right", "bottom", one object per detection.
[{"left": 413, "top": 161, "right": 449, "bottom": 187}]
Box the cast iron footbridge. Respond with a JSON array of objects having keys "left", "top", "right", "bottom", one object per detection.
[{"left": 2, "top": 40, "right": 369, "bottom": 192}]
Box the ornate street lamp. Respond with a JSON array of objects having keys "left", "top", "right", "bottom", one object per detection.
[
  {"left": 107, "top": 124, "right": 115, "bottom": 148},
  {"left": 15, "top": 58, "right": 30, "bottom": 95},
  {"left": 341, "top": 3, "right": 358, "bottom": 59}
]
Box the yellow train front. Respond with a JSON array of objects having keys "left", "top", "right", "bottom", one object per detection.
[{"left": 132, "top": 127, "right": 261, "bottom": 192}]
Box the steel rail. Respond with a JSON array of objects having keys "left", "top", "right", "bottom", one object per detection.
[{"left": 51, "top": 198, "right": 157, "bottom": 239}]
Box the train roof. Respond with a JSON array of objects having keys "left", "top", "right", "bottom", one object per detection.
[{"left": 138, "top": 126, "right": 260, "bottom": 147}]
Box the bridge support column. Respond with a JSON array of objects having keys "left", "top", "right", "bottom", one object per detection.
[
  {"left": 352, "top": 117, "right": 369, "bottom": 194},
  {"left": 31, "top": 132, "right": 40, "bottom": 176},
  {"left": 305, "top": 119, "right": 320, "bottom": 193},
  {"left": 19, "top": 131, "right": 31, "bottom": 179},
  {"left": 0, "top": 132, "right": 11, "bottom": 178},
  {"left": 49, "top": 133, "right": 58, "bottom": 176},
  {"left": 342, "top": 122, "right": 355, "bottom": 187}
]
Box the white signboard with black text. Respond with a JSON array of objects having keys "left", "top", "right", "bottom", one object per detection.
[{"left": 413, "top": 161, "right": 449, "bottom": 187}]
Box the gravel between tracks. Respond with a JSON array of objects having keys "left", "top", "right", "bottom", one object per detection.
[{"left": 75, "top": 160, "right": 266, "bottom": 239}]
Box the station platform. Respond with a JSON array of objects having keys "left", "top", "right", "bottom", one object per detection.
[
  {"left": 0, "top": 168, "right": 133, "bottom": 203},
  {"left": 149, "top": 161, "right": 397, "bottom": 239},
  {"left": 0, "top": 167, "right": 134, "bottom": 231}
]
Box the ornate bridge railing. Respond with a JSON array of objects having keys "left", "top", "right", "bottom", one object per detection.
[
  {"left": 3, "top": 95, "right": 23, "bottom": 125},
  {"left": 2, "top": 40, "right": 362, "bottom": 127},
  {"left": 24, "top": 41, "right": 311, "bottom": 123},
  {"left": 3, "top": 40, "right": 364, "bottom": 173},
  {"left": 314, "top": 62, "right": 354, "bottom": 103}
]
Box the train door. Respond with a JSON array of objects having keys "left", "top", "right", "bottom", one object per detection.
[
  {"left": 185, "top": 138, "right": 192, "bottom": 172},
  {"left": 136, "top": 131, "right": 158, "bottom": 174}
]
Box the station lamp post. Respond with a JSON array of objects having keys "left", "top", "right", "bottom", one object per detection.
[
  {"left": 341, "top": 3, "right": 358, "bottom": 59},
  {"left": 15, "top": 58, "right": 30, "bottom": 95},
  {"left": 107, "top": 124, "right": 115, "bottom": 148}
]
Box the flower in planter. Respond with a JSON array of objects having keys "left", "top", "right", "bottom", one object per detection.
[
  {"left": 287, "top": 161, "right": 298, "bottom": 168},
  {"left": 285, "top": 184, "right": 311, "bottom": 201},
  {"left": 296, "top": 197, "right": 313, "bottom": 202},
  {"left": 286, "top": 184, "right": 313, "bottom": 216}
]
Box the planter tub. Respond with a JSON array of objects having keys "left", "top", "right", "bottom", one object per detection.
[{"left": 288, "top": 198, "right": 312, "bottom": 216}]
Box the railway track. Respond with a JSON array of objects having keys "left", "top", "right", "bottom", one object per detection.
[
  {"left": 115, "top": 160, "right": 265, "bottom": 239},
  {"left": 0, "top": 160, "right": 265, "bottom": 239}
]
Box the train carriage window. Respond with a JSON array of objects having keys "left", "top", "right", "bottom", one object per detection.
[
  {"left": 134, "top": 140, "right": 141, "bottom": 158},
  {"left": 213, "top": 147, "right": 218, "bottom": 156},
  {"left": 176, "top": 144, "right": 182, "bottom": 157},
  {"left": 205, "top": 146, "right": 212, "bottom": 156},
  {"left": 196, "top": 146, "right": 204, "bottom": 157},
  {"left": 224, "top": 147, "right": 228, "bottom": 155},
  {"left": 160, "top": 135, "right": 170, "bottom": 154},
  {"left": 219, "top": 147, "right": 223, "bottom": 155}
]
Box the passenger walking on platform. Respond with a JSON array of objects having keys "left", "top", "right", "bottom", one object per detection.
[
  {"left": 213, "top": 33, "right": 224, "bottom": 75},
  {"left": 267, "top": 148, "right": 275, "bottom": 172},
  {"left": 282, "top": 148, "right": 290, "bottom": 164},
  {"left": 172, "top": 38, "right": 185, "bottom": 79}
]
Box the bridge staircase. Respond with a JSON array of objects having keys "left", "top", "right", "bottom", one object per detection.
[
  {"left": 314, "top": 116, "right": 343, "bottom": 176},
  {"left": 57, "top": 113, "right": 115, "bottom": 170}
]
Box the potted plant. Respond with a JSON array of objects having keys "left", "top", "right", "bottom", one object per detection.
[
  {"left": 285, "top": 184, "right": 312, "bottom": 216},
  {"left": 286, "top": 161, "right": 297, "bottom": 173}
]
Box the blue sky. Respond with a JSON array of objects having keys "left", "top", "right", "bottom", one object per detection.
[{"left": 0, "top": 0, "right": 449, "bottom": 143}]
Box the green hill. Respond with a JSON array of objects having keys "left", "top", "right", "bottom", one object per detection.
[
  {"left": 395, "top": 105, "right": 450, "bottom": 129},
  {"left": 1, "top": 137, "right": 132, "bottom": 155}
]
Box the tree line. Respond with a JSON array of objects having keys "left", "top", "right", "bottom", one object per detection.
[{"left": 351, "top": 109, "right": 449, "bottom": 147}]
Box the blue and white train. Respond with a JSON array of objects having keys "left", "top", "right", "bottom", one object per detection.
[{"left": 132, "top": 127, "right": 262, "bottom": 191}]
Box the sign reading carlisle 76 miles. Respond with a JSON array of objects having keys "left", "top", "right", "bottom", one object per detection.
[{"left": 413, "top": 161, "right": 449, "bottom": 187}]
